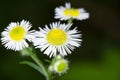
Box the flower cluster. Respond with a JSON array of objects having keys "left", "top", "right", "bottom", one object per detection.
[{"left": 1, "top": 2, "right": 89, "bottom": 79}]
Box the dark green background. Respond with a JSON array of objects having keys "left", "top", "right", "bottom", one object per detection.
[{"left": 0, "top": 0, "right": 120, "bottom": 80}]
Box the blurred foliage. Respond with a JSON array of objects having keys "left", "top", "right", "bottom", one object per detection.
[{"left": 0, "top": 0, "right": 120, "bottom": 80}]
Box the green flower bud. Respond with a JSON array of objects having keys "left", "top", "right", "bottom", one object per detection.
[
  {"left": 54, "top": 59, "right": 68, "bottom": 75},
  {"left": 49, "top": 55, "right": 69, "bottom": 75}
]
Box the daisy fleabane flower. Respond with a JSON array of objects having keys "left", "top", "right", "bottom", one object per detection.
[
  {"left": 55, "top": 2, "right": 89, "bottom": 21},
  {"left": 32, "top": 22, "right": 82, "bottom": 57},
  {"left": 1, "top": 20, "right": 34, "bottom": 51}
]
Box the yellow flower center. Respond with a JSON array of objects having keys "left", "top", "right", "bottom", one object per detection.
[
  {"left": 46, "top": 29, "right": 67, "bottom": 45},
  {"left": 10, "top": 26, "right": 26, "bottom": 41},
  {"left": 64, "top": 8, "right": 80, "bottom": 17},
  {"left": 57, "top": 61, "right": 67, "bottom": 72}
]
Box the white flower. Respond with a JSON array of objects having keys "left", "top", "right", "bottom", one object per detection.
[
  {"left": 32, "top": 22, "right": 82, "bottom": 57},
  {"left": 55, "top": 2, "right": 89, "bottom": 20},
  {"left": 1, "top": 20, "right": 34, "bottom": 51}
]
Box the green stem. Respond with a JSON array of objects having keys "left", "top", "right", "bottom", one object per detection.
[
  {"left": 68, "top": 18, "right": 73, "bottom": 24},
  {"left": 21, "top": 48, "right": 52, "bottom": 80},
  {"left": 30, "top": 53, "right": 48, "bottom": 78},
  {"left": 47, "top": 72, "right": 52, "bottom": 80}
]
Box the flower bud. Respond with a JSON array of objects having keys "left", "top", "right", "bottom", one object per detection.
[{"left": 49, "top": 55, "right": 69, "bottom": 75}]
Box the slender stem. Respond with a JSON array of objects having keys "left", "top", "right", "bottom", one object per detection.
[
  {"left": 23, "top": 48, "right": 52, "bottom": 80},
  {"left": 68, "top": 18, "right": 73, "bottom": 24},
  {"left": 30, "top": 52, "right": 47, "bottom": 76},
  {"left": 32, "top": 54, "right": 53, "bottom": 80},
  {"left": 46, "top": 72, "right": 52, "bottom": 80}
]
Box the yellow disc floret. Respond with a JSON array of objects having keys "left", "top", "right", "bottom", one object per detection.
[
  {"left": 10, "top": 26, "right": 26, "bottom": 41},
  {"left": 46, "top": 29, "right": 67, "bottom": 45},
  {"left": 64, "top": 8, "right": 80, "bottom": 17}
]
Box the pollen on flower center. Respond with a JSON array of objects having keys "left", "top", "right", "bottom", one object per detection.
[
  {"left": 64, "top": 8, "right": 80, "bottom": 17},
  {"left": 10, "top": 26, "right": 26, "bottom": 41},
  {"left": 46, "top": 29, "right": 67, "bottom": 45}
]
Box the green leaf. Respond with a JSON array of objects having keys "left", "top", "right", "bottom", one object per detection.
[
  {"left": 20, "top": 61, "right": 46, "bottom": 76},
  {"left": 44, "top": 59, "right": 51, "bottom": 63}
]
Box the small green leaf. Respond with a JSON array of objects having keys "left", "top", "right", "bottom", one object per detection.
[
  {"left": 20, "top": 61, "right": 46, "bottom": 76},
  {"left": 44, "top": 59, "right": 51, "bottom": 63}
]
